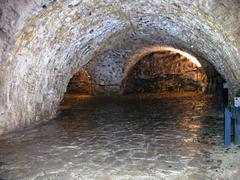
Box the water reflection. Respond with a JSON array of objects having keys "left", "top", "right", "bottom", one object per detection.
[{"left": 0, "top": 95, "right": 224, "bottom": 179}]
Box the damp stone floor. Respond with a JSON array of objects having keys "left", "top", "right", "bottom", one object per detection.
[{"left": 0, "top": 95, "right": 240, "bottom": 180}]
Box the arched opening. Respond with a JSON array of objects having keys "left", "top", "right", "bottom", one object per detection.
[
  {"left": 122, "top": 46, "right": 225, "bottom": 101},
  {"left": 65, "top": 68, "right": 94, "bottom": 96},
  {"left": 60, "top": 68, "right": 95, "bottom": 110},
  {"left": 1, "top": 0, "right": 240, "bottom": 179},
  {"left": 123, "top": 51, "right": 207, "bottom": 96},
  {"left": 0, "top": 44, "right": 232, "bottom": 179}
]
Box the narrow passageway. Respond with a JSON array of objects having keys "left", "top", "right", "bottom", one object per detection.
[
  {"left": 66, "top": 68, "right": 94, "bottom": 96},
  {"left": 0, "top": 48, "right": 235, "bottom": 179},
  {"left": 1, "top": 1, "right": 240, "bottom": 179}
]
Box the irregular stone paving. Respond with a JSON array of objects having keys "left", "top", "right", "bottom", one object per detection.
[{"left": 0, "top": 95, "right": 239, "bottom": 179}]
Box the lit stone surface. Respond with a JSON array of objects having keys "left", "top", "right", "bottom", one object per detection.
[
  {"left": 0, "top": 0, "right": 240, "bottom": 133},
  {"left": 67, "top": 69, "right": 93, "bottom": 95},
  {"left": 0, "top": 95, "right": 240, "bottom": 179},
  {"left": 122, "top": 51, "right": 208, "bottom": 94}
]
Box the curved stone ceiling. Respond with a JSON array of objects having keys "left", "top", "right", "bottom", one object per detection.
[
  {"left": 121, "top": 49, "right": 208, "bottom": 94},
  {"left": 85, "top": 45, "right": 213, "bottom": 96},
  {"left": 0, "top": 0, "right": 240, "bottom": 134}
]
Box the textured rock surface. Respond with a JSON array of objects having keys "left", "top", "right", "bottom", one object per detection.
[
  {"left": 123, "top": 51, "right": 208, "bottom": 94},
  {"left": 67, "top": 68, "right": 93, "bottom": 95},
  {"left": 0, "top": 0, "right": 240, "bottom": 133},
  {"left": 85, "top": 51, "right": 126, "bottom": 96}
]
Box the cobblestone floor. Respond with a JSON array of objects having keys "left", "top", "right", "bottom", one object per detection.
[{"left": 0, "top": 95, "right": 240, "bottom": 180}]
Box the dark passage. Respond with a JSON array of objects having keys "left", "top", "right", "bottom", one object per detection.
[{"left": 66, "top": 68, "right": 93, "bottom": 96}]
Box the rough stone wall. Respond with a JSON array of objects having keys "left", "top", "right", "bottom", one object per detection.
[
  {"left": 123, "top": 52, "right": 207, "bottom": 94},
  {"left": 85, "top": 50, "right": 127, "bottom": 96},
  {"left": 0, "top": 0, "right": 240, "bottom": 134},
  {"left": 0, "top": 0, "right": 51, "bottom": 62},
  {"left": 85, "top": 46, "right": 222, "bottom": 96}
]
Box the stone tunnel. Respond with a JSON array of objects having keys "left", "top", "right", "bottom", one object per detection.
[{"left": 0, "top": 0, "right": 240, "bottom": 179}]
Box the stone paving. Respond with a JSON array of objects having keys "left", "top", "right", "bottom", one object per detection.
[{"left": 0, "top": 95, "right": 239, "bottom": 180}]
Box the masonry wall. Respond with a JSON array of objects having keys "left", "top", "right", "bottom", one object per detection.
[
  {"left": 0, "top": 0, "right": 240, "bottom": 134},
  {"left": 124, "top": 53, "right": 207, "bottom": 94},
  {"left": 66, "top": 69, "right": 93, "bottom": 95}
]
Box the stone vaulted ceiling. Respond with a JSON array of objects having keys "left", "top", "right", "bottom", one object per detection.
[{"left": 0, "top": 0, "right": 240, "bottom": 134}]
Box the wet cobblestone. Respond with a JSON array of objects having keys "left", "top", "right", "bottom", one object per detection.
[{"left": 0, "top": 95, "right": 239, "bottom": 179}]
